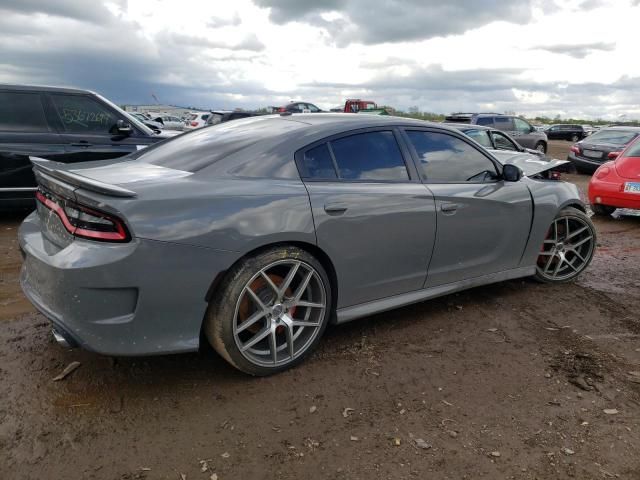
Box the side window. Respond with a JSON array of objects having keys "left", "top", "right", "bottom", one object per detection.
[
  {"left": 513, "top": 118, "right": 532, "bottom": 134},
  {"left": 330, "top": 131, "right": 409, "bottom": 181},
  {"left": 0, "top": 92, "right": 50, "bottom": 133},
  {"left": 491, "top": 132, "right": 518, "bottom": 151},
  {"left": 301, "top": 143, "right": 337, "bottom": 179},
  {"left": 50, "top": 95, "right": 118, "bottom": 134},
  {"left": 406, "top": 130, "right": 498, "bottom": 183},
  {"left": 476, "top": 116, "right": 493, "bottom": 126},
  {"left": 463, "top": 129, "right": 493, "bottom": 148},
  {"left": 307, "top": 104, "right": 320, "bottom": 113},
  {"left": 494, "top": 117, "right": 514, "bottom": 131}
]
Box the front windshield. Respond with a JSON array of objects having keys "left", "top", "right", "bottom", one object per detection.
[{"left": 587, "top": 129, "right": 639, "bottom": 145}]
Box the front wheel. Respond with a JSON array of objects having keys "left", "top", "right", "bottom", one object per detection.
[
  {"left": 534, "top": 207, "right": 596, "bottom": 283},
  {"left": 204, "top": 246, "right": 332, "bottom": 375}
]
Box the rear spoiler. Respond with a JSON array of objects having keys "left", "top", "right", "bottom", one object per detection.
[{"left": 30, "top": 157, "right": 137, "bottom": 198}]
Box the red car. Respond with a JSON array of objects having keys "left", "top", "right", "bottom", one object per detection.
[{"left": 588, "top": 138, "right": 640, "bottom": 215}]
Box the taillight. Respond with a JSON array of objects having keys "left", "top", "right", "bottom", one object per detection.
[
  {"left": 277, "top": 107, "right": 286, "bottom": 113},
  {"left": 36, "top": 190, "right": 130, "bottom": 242},
  {"left": 608, "top": 151, "right": 621, "bottom": 159},
  {"left": 549, "top": 171, "right": 562, "bottom": 180},
  {"left": 190, "top": 121, "right": 198, "bottom": 127},
  {"left": 570, "top": 145, "right": 580, "bottom": 154}
]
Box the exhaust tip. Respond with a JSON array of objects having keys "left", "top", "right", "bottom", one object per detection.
[{"left": 52, "top": 329, "right": 73, "bottom": 348}]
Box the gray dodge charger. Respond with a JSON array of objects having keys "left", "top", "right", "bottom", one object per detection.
[{"left": 19, "top": 114, "right": 596, "bottom": 375}]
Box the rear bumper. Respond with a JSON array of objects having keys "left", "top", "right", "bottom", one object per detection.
[
  {"left": 19, "top": 211, "right": 238, "bottom": 356},
  {"left": 589, "top": 180, "right": 640, "bottom": 210},
  {"left": 567, "top": 152, "right": 604, "bottom": 173}
]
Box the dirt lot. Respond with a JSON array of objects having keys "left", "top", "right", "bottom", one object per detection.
[{"left": 1, "top": 140, "right": 639, "bottom": 479}]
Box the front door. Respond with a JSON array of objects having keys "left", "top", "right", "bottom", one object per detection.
[
  {"left": 403, "top": 128, "right": 532, "bottom": 287},
  {"left": 298, "top": 129, "right": 437, "bottom": 308},
  {"left": 46, "top": 93, "right": 149, "bottom": 164}
]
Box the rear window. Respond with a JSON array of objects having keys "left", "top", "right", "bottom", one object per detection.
[
  {"left": 587, "top": 129, "right": 639, "bottom": 145},
  {"left": 0, "top": 91, "right": 50, "bottom": 132},
  {"left": 131, "top": 117, "right": 303, "bottom": 172},
  {"left": 624, "top": 140, "right": 640, "bottom": 157}
]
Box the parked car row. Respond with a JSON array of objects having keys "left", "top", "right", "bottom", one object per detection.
[{"left": 444, "top": 113, "right": 548, "bottom": 153}]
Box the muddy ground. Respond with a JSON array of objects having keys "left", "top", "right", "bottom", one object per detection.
[{"left": 1, "top": 140, "right": 639, "bottom": 479}]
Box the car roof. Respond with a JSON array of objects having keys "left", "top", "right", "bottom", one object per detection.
[
  {"left": 443, "top": 123, "right": 492, "bottom": 131},
  {"left": 0, "top": 83, "right": 95, "bottom": 95}
]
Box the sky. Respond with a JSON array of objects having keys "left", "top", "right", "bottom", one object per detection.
[{"left": 1, "top": 0, "right": 640, "bottom": 119}]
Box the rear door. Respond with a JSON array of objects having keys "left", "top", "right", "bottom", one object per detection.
[
  {"left": 46, "top": 93, "right": 151, "bottom": 163},
  {"left": 402, "top": 128, "right": 532, "bottom": 287},
  {"left": 298, "top": 128, "right": 437, "bottom": 308},
  {"left": 0, "top": 90, "right": 64, "bottom": 198}
]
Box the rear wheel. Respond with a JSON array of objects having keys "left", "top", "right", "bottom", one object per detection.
[
  {"left": 591, "top": 204, "right": 615, "bottom": 216},
  {"left": 204, "top": 246, "right": 332, "bottom": 375},
  {"left": 534, "top": 207, "right": 596, "bottom": 283},
  {"left": 535, "top": 142, "right": 547, "bottom": 154},
  {"left": 571, "top": 134, "right": 580, "bottom": 142}
]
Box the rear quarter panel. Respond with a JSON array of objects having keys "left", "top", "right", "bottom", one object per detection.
[{"left": 73, "top": 176, "right": 317, "bottom": 255}]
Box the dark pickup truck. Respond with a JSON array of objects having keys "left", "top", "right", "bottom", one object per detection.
[{"left": 0, "top": 84, "right": 176, "bottom": 210}]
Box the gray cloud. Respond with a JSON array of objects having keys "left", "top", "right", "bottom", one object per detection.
[
  {"left": 0, "top": 0, "right": 123, "bottom": 23},
  {"left": 533, "top": 41, "right": 616, "bottom": 58},
  {"left": 255, "top": 0, "right": 536, "bottom": 45}
]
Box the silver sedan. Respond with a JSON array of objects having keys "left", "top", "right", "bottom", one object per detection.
[{"left": 19, "top": 114, "right": 596, "bottom": 375}]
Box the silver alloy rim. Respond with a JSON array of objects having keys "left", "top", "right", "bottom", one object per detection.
[
  {"left": 232, "top": 259, "right": 327, "bottom": 367},
  {"left": 537, "top": 215, "right": 594, "bottom": 281},
  {"left": 536, "top": 144, "right": 545, "bottom": 152}
]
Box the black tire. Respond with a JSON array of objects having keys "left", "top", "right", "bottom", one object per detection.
[
  {"left": 571, "top": 134, "right": 579, "bottom": 142},
  {"left": 204, "top": 246, "right": 332, "bottom": 376},
  {"left": 575, "top": 165, "right": 592, "bottom": 175},
  {"left": 535, "top": 142, "right": 547, "bottom": 154},
  {"left": 533, "top": 207, "right": 596, "bottom": 284},
  {"left": 591, "top": 204, "right": 615, "bottom": 216}
]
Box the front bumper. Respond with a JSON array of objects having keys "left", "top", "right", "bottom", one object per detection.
[{"left": 19, "top": 211, "right": 238, "bottom": 356}]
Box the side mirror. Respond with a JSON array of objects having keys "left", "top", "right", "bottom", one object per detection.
[
  {"left": 502, "top": 163, "right": 523, "bottom": 182},
  {"left": 113, "top": 119, "right": 132, "bottom": 136}
]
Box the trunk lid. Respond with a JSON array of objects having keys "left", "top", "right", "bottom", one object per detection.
[
  {"left": 575, "top": 142, "right": 621, "bottom": 165},
  {"left": 615, "top": 156, "right": 640, "bottom": 180}
]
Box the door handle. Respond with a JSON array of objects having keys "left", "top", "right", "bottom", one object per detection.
[
  {"left": 324, "top": 203, "right": 348, "bottom": 214},
  {"left": 440, "top": 202, "right": 459, "bottom": 213}
]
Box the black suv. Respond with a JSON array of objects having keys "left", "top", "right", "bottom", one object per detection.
[
  {"left": 205, "top": 110, "right": 260, "bottom": 126},
  {"left": 544, "top": 124, "right": 588, "bottom": 142},
  {"left": 444, "top": 113, "right": 548, "bottom": 153},
  {"left": 0, "top": 84, "right": 173, "bottom": 210}
]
